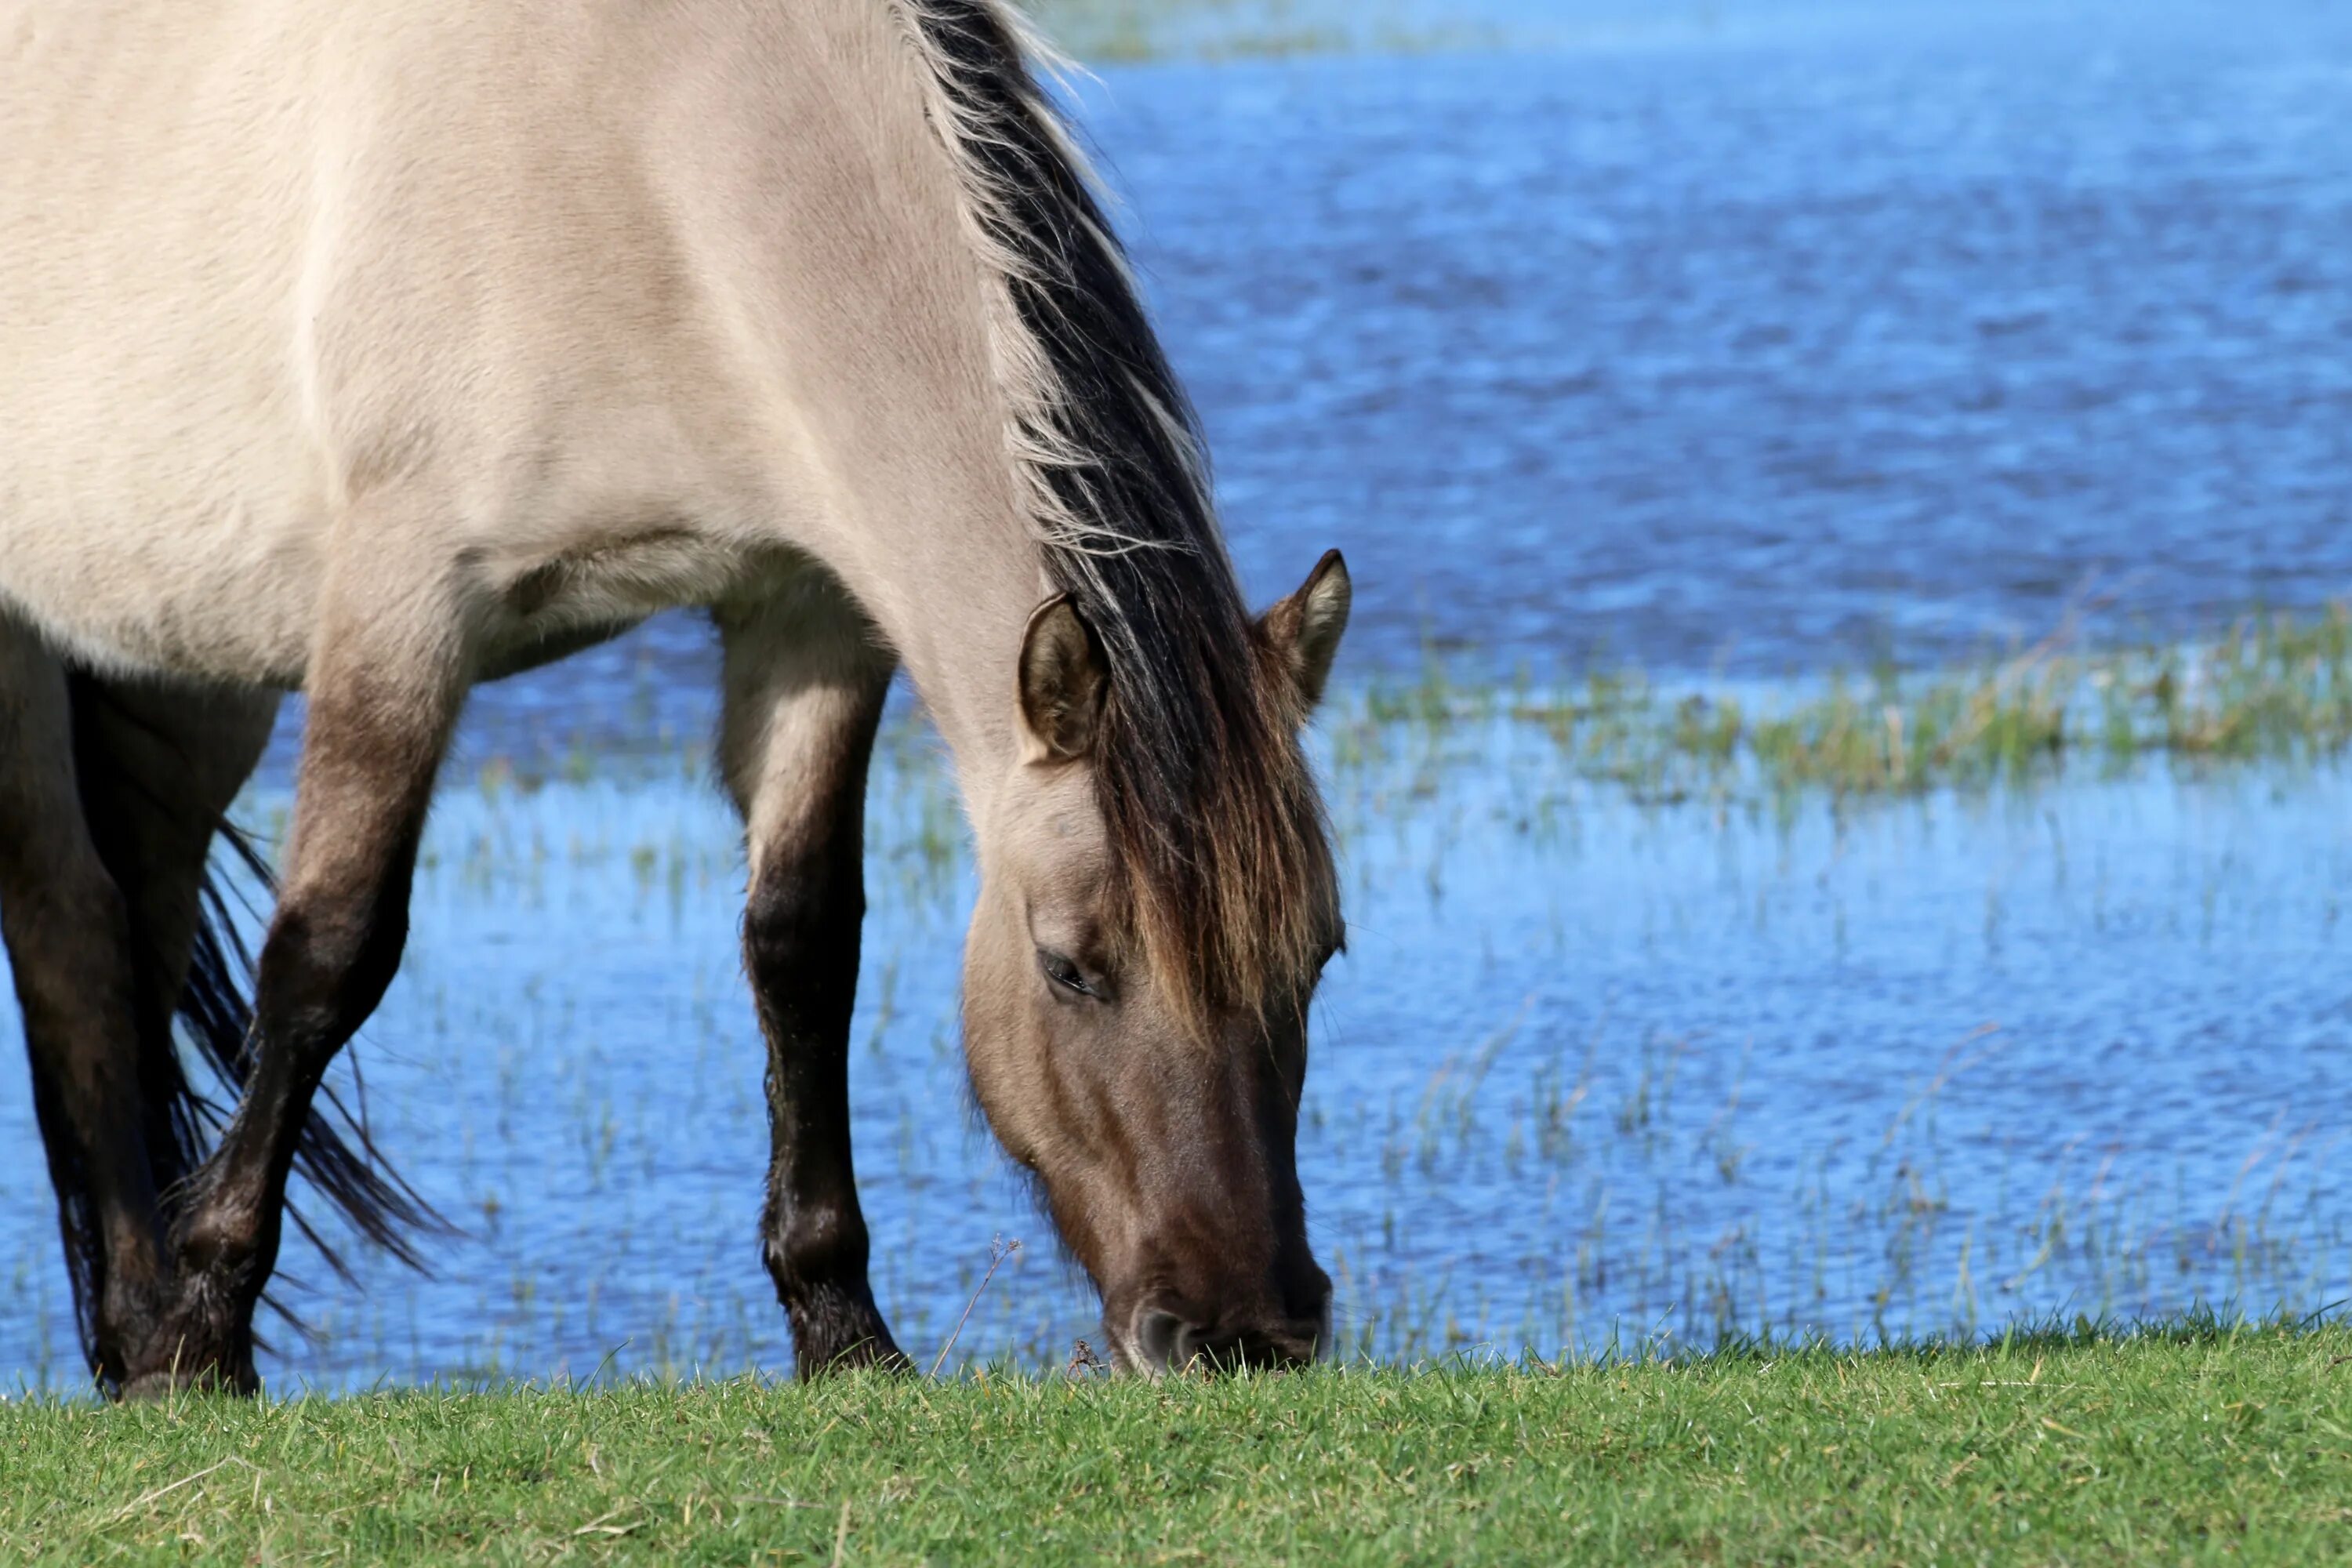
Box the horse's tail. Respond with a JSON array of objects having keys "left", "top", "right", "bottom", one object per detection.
[
  {"left": 169, "top": 822, "right": 443, "bottom": 1282},
  {"left": 57, "top": 676, "right": 440, "bottom": 1365}
]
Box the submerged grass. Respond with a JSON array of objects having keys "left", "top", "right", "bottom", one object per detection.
[
  {"left": 1339, "top": 602, "right": 2352, "bottom": 805},
  {"left": 5, "top": 1319, "right": 2347, "bottom": 1564},
  {"left": 1024, "top": 0, "right": 1502, "bottom": 63}
]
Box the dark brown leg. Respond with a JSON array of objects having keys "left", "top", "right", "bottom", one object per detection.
[
  {"left": 125, "top": 571, "right": 465, "bottom": 1396},
  {"left": 68, "top": 676, "right": 281, "bottom": 1044},
  {"left": 717, "top": 576, "right": 906, "bottom": 1376},
  {"left": 69, "top": 672, "right": 281, "bottom": 1206},
  {"left": 0, "top": 622, "right": 172, "bottom": 1388}
]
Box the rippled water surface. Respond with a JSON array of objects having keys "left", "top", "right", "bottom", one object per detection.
[
  {"left": 9, "top": 728, "right": 2350, "bottom": 1387},
  {"left": 5, "top": 4, "right": 2350, "bottom": 1387}
]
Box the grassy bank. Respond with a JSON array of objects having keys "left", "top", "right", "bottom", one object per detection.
[{"left": 5, "top": 1322, "right": 2348, "bottom": 1564}]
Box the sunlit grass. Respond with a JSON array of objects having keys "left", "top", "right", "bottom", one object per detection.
[{"left": 5, "top": 1318, "right": 2348, "bottom": 1564}]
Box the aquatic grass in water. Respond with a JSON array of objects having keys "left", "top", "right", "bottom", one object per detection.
[
  {"left": 1023, "top": 0, "right": 1502, "bottom": 62},
  {"left": 1341, "top": 602, "right": 2352, "bottom": 806}
]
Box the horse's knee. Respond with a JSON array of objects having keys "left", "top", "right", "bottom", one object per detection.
[
  {"left": 742, "top": 866, "right": 862, "bottom": 993},
  {"left": 764, "top": 1191, "right": 873, "bottom": 1291},
  {"left": 252, "top": 893, "right": 409, "bottom": 1056}
]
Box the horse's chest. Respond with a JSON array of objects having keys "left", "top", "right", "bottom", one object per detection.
[{"left": 474, "top": 524, "right": 771, "bottom": 677}]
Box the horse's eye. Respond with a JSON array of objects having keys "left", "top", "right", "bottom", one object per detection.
[{"left": 1038, "top": 950, "right": 1098, "bottom": 999}]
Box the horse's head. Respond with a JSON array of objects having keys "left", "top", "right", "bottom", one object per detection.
[{"left": 963, "top": 551, "right": 1352, "bottom": 1373}]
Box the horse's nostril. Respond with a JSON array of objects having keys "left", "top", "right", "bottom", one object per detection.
[
  {"left": 1172, "top": 1322, "right": 1233, "bottom": 1369},
  {"left": 1134, "top": 1308, "right": 1189, "bottom": 1370},
  {"left": 1126, "top": 1300, "right": 1323, "bottom": 1373}
]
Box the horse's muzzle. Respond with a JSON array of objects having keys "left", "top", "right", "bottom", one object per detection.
[{"left": 1115, "top": 1281, "right": 1333, "bottom": 1374}]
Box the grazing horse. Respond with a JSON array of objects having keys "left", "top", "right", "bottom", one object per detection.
[{"left": 0, "top": 0, "right": 1350, "bottom": 1396}]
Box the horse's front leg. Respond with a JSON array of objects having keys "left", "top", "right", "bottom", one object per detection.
[
  {"left": 717, "top": 583, "right": 908, "bottom": 1376},
  {"left": 126, "top": 554, "right": 469, "bottom": 1397}
]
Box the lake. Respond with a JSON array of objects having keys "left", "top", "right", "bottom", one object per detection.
[{"left": 4, "top": 0, "right": 2348, "bottom": 1387}]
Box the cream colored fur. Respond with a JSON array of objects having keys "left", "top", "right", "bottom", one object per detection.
[{"left": 1, "top": 0, "right": 1046, "bottom": 787}]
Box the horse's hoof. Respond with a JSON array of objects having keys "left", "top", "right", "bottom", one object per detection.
[
  {"left": 786, "top": 1281, "right": 912, "bottom": 1378},
  {"left": 798, "top": 1336, "right": 914, "bottom": 1378},
  {"left": 792, "top": 1320, "right": 914, "bottom": 1378}
]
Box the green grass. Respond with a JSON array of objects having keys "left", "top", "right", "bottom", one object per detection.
[{"left": 6, "top": 1322, "right": 2350, "bottom": 1563}]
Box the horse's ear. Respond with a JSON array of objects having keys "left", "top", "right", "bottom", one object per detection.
[
  {"left": 1018, "top": 595, "right": 1109, "bottom": 762},
  {"left": 1260, "top": 550, "right": 1352, "bottom": 712}
]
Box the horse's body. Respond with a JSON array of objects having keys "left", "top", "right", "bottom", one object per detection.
[
  {"left": 0, "top": 0, "right": 1349, "bottom": 1394},
  {"left": 4, "top": 0, "right": 999, "bottom": 689}
]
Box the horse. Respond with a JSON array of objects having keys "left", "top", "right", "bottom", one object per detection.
[{"left": 0, "top": 0, "right": 1352, "bottom": 1396}]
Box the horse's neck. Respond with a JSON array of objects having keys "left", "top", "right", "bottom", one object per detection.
[
  {"left": 831, "top": 472, "right": 1041, "bottom": 810},
  {"left": 655, "top": 0, "right": 1054, "bottom": 800}
]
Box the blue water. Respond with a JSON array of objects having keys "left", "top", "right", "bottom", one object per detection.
[
  {"left": 11, "top": 727, "right": 2346, "bottom": 1385},
  {"left": 5, "top": 5, "right": 2352, "bottom": 1387},
  {"left": 1132, "top": 34, "right": 2352, "bottom": 672}
]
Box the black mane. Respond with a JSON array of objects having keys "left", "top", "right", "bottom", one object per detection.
[{"left": 903, "top": 0, "right": 1337, "bottom": 1017}]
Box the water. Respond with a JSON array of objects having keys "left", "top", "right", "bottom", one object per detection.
[
  {"left": 1120, "top": 20, "right": 2352, "bottom": 674},
  {"left": 9, "top": 720, "right": 2347, "bottom": 1385},
  {"left": 5, "top": 5, "right": 2352, "bottom": 1386}
]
